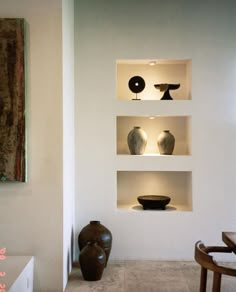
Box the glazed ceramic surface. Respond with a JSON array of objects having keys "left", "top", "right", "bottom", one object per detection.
[
  {"left": 78, "top": 221, "right": 112, "bottom": 266},
  {"left": 79, "top": 241, "right": 106, "bottom": 281},
  {"left": 127, "top": 126, "right": 147, "bottom": 155},
  {"left": 157, "top": 130, "right": 175, "bottom": 155}
]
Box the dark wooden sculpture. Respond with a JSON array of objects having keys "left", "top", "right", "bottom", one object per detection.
[{"left": 154, "top": 83, "right": 180, "bottom": 100}]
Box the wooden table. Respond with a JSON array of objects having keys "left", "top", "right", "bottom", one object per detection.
[{"left": 222, "top": 232, "right": 236, "bottom": 254}]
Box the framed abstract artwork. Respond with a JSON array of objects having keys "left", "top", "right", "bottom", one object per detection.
[{"left": 0, "top": 18, "right": 26, "bottom": 182}]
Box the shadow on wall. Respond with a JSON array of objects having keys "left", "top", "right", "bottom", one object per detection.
[{"left": 67, "top": 227, "right": 74, "bottom": 275}]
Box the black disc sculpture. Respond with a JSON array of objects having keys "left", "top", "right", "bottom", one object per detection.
[
  {"left": 128, "top": 76, "right": 145, "bottom": 100},
  {"left": 154, "top": 83, "right": 180, "bottom": 100}
]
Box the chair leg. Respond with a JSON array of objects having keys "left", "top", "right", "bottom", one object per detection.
[
  {"left": 212, "top": 272, "right": 222, "bottom": 292},
  {"left": 200, "top": 267, "right": 207, "bottom": 292}
]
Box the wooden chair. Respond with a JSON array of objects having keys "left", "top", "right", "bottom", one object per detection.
[{"left": 194, "top": 241, "right": 236, "bottom": 292}]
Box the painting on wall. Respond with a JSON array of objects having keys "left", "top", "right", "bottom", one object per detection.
[{"left": 0, "top": 18, "right": 26, "bottom": 182}]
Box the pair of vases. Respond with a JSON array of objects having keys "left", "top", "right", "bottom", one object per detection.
[
  {"left": 78, "top": 221, "right": 112, "bottom": 281},
  {"left": 127, "top": 126, "right": 175, "bottom": 155}
]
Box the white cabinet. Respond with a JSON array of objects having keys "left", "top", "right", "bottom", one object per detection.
[
  {"left": 116, "top": 59, "right": 192, "bottom": 211},
  {"left": 1, "top": 256, "right": 34, "bottom": 292}
]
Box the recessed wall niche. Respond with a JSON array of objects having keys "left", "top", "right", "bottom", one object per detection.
[
  {"left": 115, "top": 59, "right": 193, "bottom": 213},
  {"left": 117, "top": 171, "right": 192, "bottom": 211},
  {"left": 117, "top": 116, "right": 191, "bottom": 155},
  {"left": 116, "top": 59, "right": 191, "bottom": 101}
]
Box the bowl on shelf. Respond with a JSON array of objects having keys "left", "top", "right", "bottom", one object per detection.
[{"left": 137, "top": 195, "right": 171, "bottom": 210}]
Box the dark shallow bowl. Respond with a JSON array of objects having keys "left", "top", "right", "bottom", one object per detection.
[
  {"left": 154, "top": 83, "right": 180, "bottom": 90},
  {"left": 137, "top": 195, "right": 171, "bottom": 210}
]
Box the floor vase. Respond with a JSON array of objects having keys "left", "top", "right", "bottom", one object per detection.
[
  {"left": 79, "top": 241, "right": 106, "bottom": 281},
  {"left": 78, "top": 220, "right": 112, "bottom": 266}
]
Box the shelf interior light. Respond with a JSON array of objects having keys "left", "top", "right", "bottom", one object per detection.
[{"left": 149, "top": 60, "right": 156, "bottom": 66}]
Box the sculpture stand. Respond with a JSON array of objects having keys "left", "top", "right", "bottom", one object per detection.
[
  {"left": 154, "top": 83, "right": 180, "bottom": 100},
  {"left": 132, "top": 93, "right": 141, "bottom": 100},
  {"left": 160, "top": 89, "right": 173, "bottom": 100}
]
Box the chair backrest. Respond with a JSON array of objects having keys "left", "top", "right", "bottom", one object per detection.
[{"left": 195, "top": 240, "right": 236, "bottom": 277}]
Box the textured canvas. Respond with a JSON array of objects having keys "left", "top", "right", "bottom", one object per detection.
[{"left": 0, "top": 19, "right": 26, "bottom": 182}]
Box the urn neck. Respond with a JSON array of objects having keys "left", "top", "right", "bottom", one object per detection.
[{"left": 90, "top": 220, "right": 100, "bottom": 225}]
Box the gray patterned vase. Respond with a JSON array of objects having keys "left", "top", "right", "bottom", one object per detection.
[
  {"left": 157, "top": 130, "right": 175, "bottom": 155},
  {"left": 127, "top": 126, "right": 147, "bottom": 155}
]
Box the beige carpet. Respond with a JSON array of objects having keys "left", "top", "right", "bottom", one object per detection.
[{"left": 66, "top": 261, "right": 236, "bottom": 292}]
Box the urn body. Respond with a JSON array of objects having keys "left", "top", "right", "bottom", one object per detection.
[
  {"left": 157, "top": 130, "right": 175, "bottom": 155},
  {"left": 78, "top": 221, "right": 112, "bottom": 266},
  {"left": 127, "top": 126, "right": 147, "bottom": 155},
  {"left": 79, "top": 241, "right": 106, "bottom": 281}
]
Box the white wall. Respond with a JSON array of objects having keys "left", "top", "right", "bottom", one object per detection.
[
  {"left": 75, "top": 0, "right": 236, "bottom": 261},
  {"left": 62, "top": 0, "right": 75, "bottom": 289},
  {"left": 0, "top": 1, "right": 64, "bottom": 291}
]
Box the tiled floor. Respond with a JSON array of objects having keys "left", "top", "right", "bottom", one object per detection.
[{"left": 65, "top": 261, "right": 236, "bottom": 292}]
